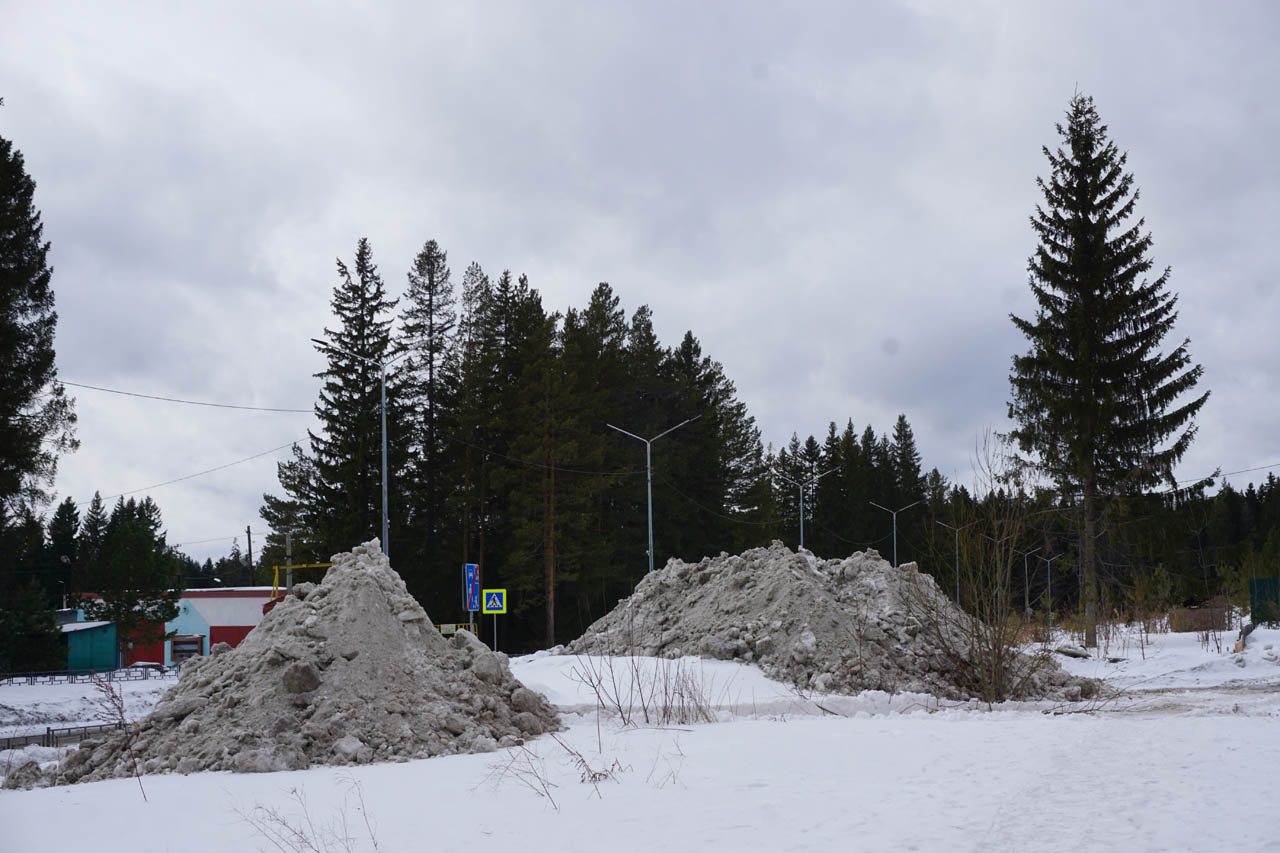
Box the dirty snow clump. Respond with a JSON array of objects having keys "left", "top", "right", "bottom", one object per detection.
[
  {"left": 568, "top": 542, "right": 1094, "bottom": 702},
  {"left": 49, "top": 540, "right": 558, "bottom": 786}
]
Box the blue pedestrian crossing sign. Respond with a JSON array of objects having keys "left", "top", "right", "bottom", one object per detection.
[{"left": 482, "top": 588, "right": 507, "bottom": 614}]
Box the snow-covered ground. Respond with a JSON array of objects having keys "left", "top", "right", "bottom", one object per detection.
[
  {"left": 2, "top": 628, "right": 1278, "bottom": 852},
  {"left": 1, "top": 676, "right": 177, "bottom": 737}
]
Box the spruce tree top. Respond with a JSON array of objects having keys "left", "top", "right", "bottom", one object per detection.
[
  {"left": 1008, "top": 94, "right": 1208, "bottom": 496},
  {"left": 0, "top": 130, "right": 77, "bottom": 520}
]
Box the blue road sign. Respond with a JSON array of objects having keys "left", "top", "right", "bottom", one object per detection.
[
  {"left": 464, "top": 563, "right": 480, "bottom": 612},
  {"left": 482, "top": 588, "right": 507, "bottom": 615}
]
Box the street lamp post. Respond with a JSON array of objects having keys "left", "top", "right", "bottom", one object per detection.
[
  {"left": 1039, "top": 553, "right": 1064, "bottom": 629},
  {"left": 935, "top": 519, "right": 977, "bottom": 604},
  {"left": 772, "top": 467, "right": 839, "bottom": 551},
  {"left": 606, "top": 416, "right": 700, "bottom": 574},
  {"left": 1014, "top": 546, "right": 1041, "bottom": 616},
  {"left": 312, "top": 338, "right": 407, "bottom": 557},
  {"left": 980, "top": 532, "right": 1015, "bottom": 608},
  {"left": 870, "top": 499, "right": 924, "bottom": 568}
]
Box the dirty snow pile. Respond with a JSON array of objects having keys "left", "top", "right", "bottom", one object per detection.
[
  {"left": 568, "top": 542, "right": 1094, "bottom": 701},
  {"left": 39, "top": 541, "right": 558, "bottom": 788}
]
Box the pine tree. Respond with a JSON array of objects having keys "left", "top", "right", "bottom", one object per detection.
[
  {"left": 1009, "top": 93, "right": 1208, "bottom": 645},
  {"left": 77, "top": 491, "right": 108, "bottom": 594},
  {"left": 660, "top": 332, "right": 764, "bottom": 561},
  {"left": 82, "top": 497, "right": 182, "bottom": 660},
  {"left": 46, "top": 496, "right": 79, "bottom": 603},
  {"left": 400, "top": 239, "right": 459, "bottom": 604},
  {"left": 271, "top": 238, "right": 401, "bottom": 560},
  {"left": 0, "top": 128, "right": 77, "bottom": 526},
  {"left": 890, "top": 414, "right": 924, "bottom": 504},
  {"left": 558, "top": 284, "right": 629, "bottom": 633},
  {"left": 0, "top": 576, "right": 65, "bottom": 672},
  {"left": 454, "top": 262, "right": 496, "bottom": 586},
  {"left": 812, "top": 423, "right": 847, "bottom": 556},
  {"left": 47, "top": 496, "right": 79, "bottom": 565}
]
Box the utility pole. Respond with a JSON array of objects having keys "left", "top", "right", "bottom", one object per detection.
[
  {"left": 312, "top": 338, "right": 409, "bottom": 557},
  {"left": 772, "top": 466, "right": 839, "bottom": 551},
  {"left": 870, "top": 500, "right": 924, "bottom": 568},
  {"left": 935, "top": 519, "right": 977, "bottom": 604},
  {"left": 245, "top": 525, "right": 254, "bottom": 586},
  {"left": 285, "top": 531, "right": 294, "bottom": 593},
  {"left": 606, "top": 415, "right": 700, "bottom": 574}
]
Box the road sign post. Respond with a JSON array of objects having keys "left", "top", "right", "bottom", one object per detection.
[
  {"left": 463, "top": 563, "right": 480, "bottom": 633},
  {"left": 482, "top": 588, "right": 506, "bottom": 651}
]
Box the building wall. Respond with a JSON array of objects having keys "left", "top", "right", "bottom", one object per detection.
[
  {"left": 210, "top": 625, "right": 254, "bottom": 647},
  {"left": 125, "top": 626, "right": 165, "bottom": 667},
  {"left": 182, "top": 589, "right": 272, "bottom": 624},
  {"left": 66, "top": 623, "right": 117, "bottom": 671},
  {"left": 165, "top": 599, "right": 213, "bottom": 665}
]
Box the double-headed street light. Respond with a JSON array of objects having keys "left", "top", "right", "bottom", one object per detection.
[
  {"left": 870, "top": 499, "right": 924, "bottom": 568},
  {"left": 1040, "top": 552, "right": 1065, "bottom": 628},
  {"left": 311, "top": 337, "right": 407, "bottom": 557},
  {"left": 607, "top": 416, "right": 700, "bottom": 575},
  {"left": 772, "top": 466, "right": 839, "bottom": 551},
  {"left": 1014, "top": 545, "right": 1041, "bottom": 615},
  {"left": 935, "top": 519, "right": 978, "bottom": 604}
]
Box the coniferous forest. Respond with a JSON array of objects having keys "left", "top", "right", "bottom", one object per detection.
[{"left": 3, "top": 93, "right": 1280, "bottom": 664}]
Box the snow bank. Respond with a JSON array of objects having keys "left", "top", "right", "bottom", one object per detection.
[
  {"left": 30, "top": 541, "right": 558, "bottom": 788},
  {"left": 568, "top": 542, "right": 1094, "bottom": 701}
]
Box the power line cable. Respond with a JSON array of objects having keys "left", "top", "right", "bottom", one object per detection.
[
  {"left": 171, "top": 536, "right": 240, "bottom": 548},
  {"left": 807, "top": 517, "right": 895, "bottom": 549},
  {"left": 60, "top": 380, "right": 312, "bottom": 413},
  {"left": 438, "top": 430, "right": 646, "bottom": 478},
  {"left": 82, "top": 438, "right": 304, "bottom": 504},
  {"left": 652, "top": 473, "right": 777, "bottom": 527}
]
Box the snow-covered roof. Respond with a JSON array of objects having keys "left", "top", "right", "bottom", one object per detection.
[
  {"left": 183, "top": 587, "right": 274, "bottom": 594},
  {"left": 60, "top": 620, "right": 111, "bottom": 633}
]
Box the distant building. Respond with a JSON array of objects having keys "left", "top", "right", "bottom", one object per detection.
[
  {"left": 61, "top": 620, "right": 116, "bottom": 670},
  {"left": 64, "top": 587, "right": 275, "bottom": 668},
  {"left": 125, "top": 587, "right": 274, "bottom": 665}
]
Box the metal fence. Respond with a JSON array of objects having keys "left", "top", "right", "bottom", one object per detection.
[
  {"left": 0, "top": 664, "right": 180, "bottom": 688},
  {"left": 1, "top": 722, "right": 125, "bottom": 751}
]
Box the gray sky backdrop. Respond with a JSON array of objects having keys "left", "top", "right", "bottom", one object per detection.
[{"left": 3, "top": 1, "right": 1277, "bottom": 564}]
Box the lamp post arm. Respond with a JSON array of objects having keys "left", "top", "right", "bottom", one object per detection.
[
  {"left": 810, "top": 466, "right": 840, "bottom": 486},
  {"left": 772, "top": 469, "right": 800, "bottom": 489},
  {"left": 312, "top": 337, "right": 371, "bottom": 365},
  {"left": 606, "top": 423, "right": 647, "bottom": 444},
  {"left": 652, "top": 414, "right": 701, "bottom": 443}
]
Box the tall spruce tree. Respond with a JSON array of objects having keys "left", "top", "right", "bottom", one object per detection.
[
  {"left": 0, "top": 127, "right": 77, "bottom": 526},
  {"left": 1009, "top": 94, "right": 1208, "bottom": 645},
  {"left": 281, "top": 238, "right": 402, "bottom": 559}
]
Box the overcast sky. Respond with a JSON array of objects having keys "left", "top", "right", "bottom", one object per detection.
[{"left": 3, "top": 1, "right": 1277, "bottom": 564}]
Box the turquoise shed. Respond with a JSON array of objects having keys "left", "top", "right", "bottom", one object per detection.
[{"left": 62, "top": 621, "right": 117, "bottom": 671}]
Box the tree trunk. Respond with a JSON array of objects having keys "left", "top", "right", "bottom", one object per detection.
[
  {"left": 545, "top": 462, "right": 557, "bottom": 648},
  {"left": 461, "top": 447, "right": 471, "bottom": 565},
  {"left": 1083, "top": 485, "right": 1098, "bottom": 648}
]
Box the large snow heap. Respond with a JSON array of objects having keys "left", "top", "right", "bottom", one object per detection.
[
  {"left": 54, "top": 541, "right": 558, "bottom": 785},
  {"left": 568, "top": 542, "right": 1094, "bottom": 701}
]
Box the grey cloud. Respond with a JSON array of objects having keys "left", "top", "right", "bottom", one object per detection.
[{"left": 2, "top": 0, "right": 1277, "bottom": 556}]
